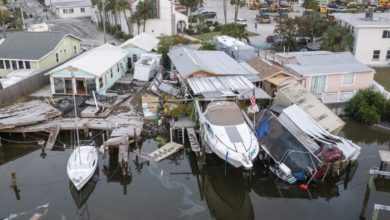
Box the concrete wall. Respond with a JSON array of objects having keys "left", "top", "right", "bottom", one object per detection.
[
  {"left": 55, "top": 6, "right": 92, "bottom": 19},
  {"left": 353, "top": 27, "right": 390, "bottom": 66},
  {"left": 39, "top": 36, "right": 81, "bottom": 71},
  {"left": 0, "top": 71, "right": 49, "bottom": 107}
]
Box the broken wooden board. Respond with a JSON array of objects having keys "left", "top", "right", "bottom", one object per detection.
[
  {"left": 148, "top": 142, "right": 184, "bottom": 162},
  {"left": 81, "top": 106, "right": 99, "bottom": 118},
  {"left": 186, "top": 127, "right": 200, "bottom": 152},
  {"left": 0, "top": 100, "right": 62, "bottom": 130},
  {"left": 45, "top": 125, "right": 60, "bottom": 150}
]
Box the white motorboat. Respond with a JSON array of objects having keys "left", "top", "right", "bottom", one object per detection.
[
  {"left": 67, "top": 141, "right": 98, "bottom": 191},
  {"left": 197, "top": 101, "right": 259, "bottom": 169}
]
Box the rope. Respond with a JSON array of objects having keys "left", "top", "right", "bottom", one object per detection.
[{"left": 0, "top": 137, "right": 40, "bottom": 144}]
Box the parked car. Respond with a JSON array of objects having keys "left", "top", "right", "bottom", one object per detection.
[
  {"left": 201, "top": 10, "right": 217, "bottom": 19},
  {"left": 266, "top": 35, "right": 274, "bottom": 43},
  {"left": 236, "top": 18, "right": 248, "bottom": 27}
]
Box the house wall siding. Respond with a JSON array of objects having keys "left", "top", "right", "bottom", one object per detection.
[
  {"left": 353, "top": 27, "right": 390, "bottom": 66},
  {"left": 325, "top": 71, "right": 374, "bottom": 93},
  {"left": 39, "top": 36, "right": 81, "bottom": 71},
  {"left": 55, "top": 6, "right": 92, "bottom": 19}
]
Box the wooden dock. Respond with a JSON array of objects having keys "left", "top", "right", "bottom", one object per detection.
[
  {"left": 148, "top": 142, "right": 184, "bottom": 162},
  {"left": 186, "top": 127, "right": 200, "bottom": 152},
  {"left": 379, "top": 150, "right": 390, "bottom": 171},
  {"left": 169, "top": 117, "right": 196, "bottom": 144},
  {"left": 45, "top": 125, "right": 60, "bottom": 150}
]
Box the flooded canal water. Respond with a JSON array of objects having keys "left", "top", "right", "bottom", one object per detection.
[{"left": 0, "top": 120, "right": 389, "bottom": 220}]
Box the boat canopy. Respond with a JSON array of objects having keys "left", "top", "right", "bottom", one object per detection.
[{"left": 205, "top": 102, "right": 245, "bottom": 126}]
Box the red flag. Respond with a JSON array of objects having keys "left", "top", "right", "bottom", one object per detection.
[{"left": 250, "top": 88, "right": 256, "bottom": 108}]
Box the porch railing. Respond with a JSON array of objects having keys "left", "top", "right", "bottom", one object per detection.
[
  {"left": 372, "top": 81, "right": 390, "bottom": 100},
  {"left": 318, "top": 91, "right": 356, "bottom": 103}
]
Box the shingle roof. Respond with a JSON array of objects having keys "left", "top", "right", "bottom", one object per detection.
[
  {"left": 0, "top": 32, "right": 79, "bottom": 60},
  {"left": 245, "top": 57, "right": 294, "bottom": 80},
  {"left": 168, "top": 47, "right": 252, "bottom": 78},
  {"left": 278, "top": 51, "right": 374, "bottom": 76}
]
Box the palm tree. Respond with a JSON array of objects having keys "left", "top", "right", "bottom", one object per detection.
[
  {"left": 230, "top": 0, "right": 246, "bottom": 23},
  {"left": 136, "top": 0, "right": 153, "bottom": 32},
  {"left": 91, "top": 0, "right": 104, "bottom": 25},
  {"left": 223, "top": 0, "right": 227, "bottom": 24},
  {"left": 131, "top": 11, "right": 142, "bottom": 34},
  {"left": 106, "top": 0, "right": 118, "bottom": 27},
  {"left": 116, "top": 0, "right": 132, "bottom": 35},
  {"left": 321, "top": 23, "right": 353, "bottom": 52}
]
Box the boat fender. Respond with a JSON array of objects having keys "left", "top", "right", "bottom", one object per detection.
[{"left": 299, "top": 183, "right": 309, "bottom": 190}]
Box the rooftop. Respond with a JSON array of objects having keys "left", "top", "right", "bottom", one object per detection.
[
  {"left": 245, "top": 57, "right": 294, "bottom": 80},
  {"left": 120, "top": 33, "right": 160, "bottom": 52},
  {"left": 213, "top": 35, "right": 246, "bottom": 47},
  {"left": 0, "top": 32, "right": 80, "bottom": 60},
  {"left": 276, "top": 51, "right": 374, "bottom": 76},
  {"left": 168, "top": 47, "right": 253, "bottom": 78},
  {"left": 52, "top": 0, "right": 92, "bottom": 7},
  {"left": 48, "top": 43, "right": 128, "bottom": 77},
  {"left": 333, "top": 13, "right": 390, "bottom": 28}
]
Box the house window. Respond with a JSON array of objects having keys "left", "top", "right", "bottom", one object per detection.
[
  {"left": 132, "top": 54, "right": 137, "bottom": 63},
  {"left": 64, "top": 48, "right": 67, "bottom": 53},
  {"left": 342, "top": 73, "right": 354, "bottom": 85},
  {"left": 116, "top": 63, "right": 120, "bottom": 72},
  {"left": 25, "top": 61, "right": 30, "bottom": 69},
  {"left": 55, "top": 52, "right": 60, "bottom": 63},
  {"left": 5, "top": 60, "right": 10, "bottom": 69},
  {"left": 0, "top": 60, "right": 3, "bottom": 69},
  {"left": 99, "top": 77, "right": 103, "bottom": 88},
  {"left": 81, "top": 8, "right": 85, "bottom": 13},
  {"left": 11, "top": 60, "right": 17, "bottom": 69},
  {"left": 373, "top": 50, "right": 380, "bottom": 60},
  {"left": 382, "top": 30, "right": 390, "bottom": 38},
  {"left": 386, "top": 50, "right": 390, "bottom": 60},
  {"left": 63, "top": 8, "right": 74, "bottom": 14},
  {"left": 310, "top": 75, "right": 326, "bottom": 95},
  {"left": 73, "top": 45, "right": 78, "bottom": 55},
  {"left": 54, "top": 78, "right": 65, "bottom": 94},
  {"left": 110, "top": 69, "right": 113, "bottom": 78},
  {"left": 18, "top": 60, "right": 24, "bottom": 69}
]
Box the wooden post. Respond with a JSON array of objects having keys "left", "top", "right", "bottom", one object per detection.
[
  {"left": 134, "top": 128, "right": 138, "bottom": 149},
  {"left": 359, "top": 172, "right": 374, "bottom": 219},
  {"left": 182, "top": 127, "right": 185, "bottom": 144},
  {"left": 11, "top": 172, "right": 17, "bottom": 187}
]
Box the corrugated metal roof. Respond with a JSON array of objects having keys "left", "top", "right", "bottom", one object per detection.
[
  {"left": 0, "top": 32, "right": 79, "bottom": 60},
  {"left": 120, "top": 33, "right": 160, "bottom": 52},
  {"left": 278, "top": 51, "right": 374, "bottom": 76},
  {"left": 168, "top": 47, "right": 252, "bottom": 78},
  {"left": 275, "top": 81, "right": 345, "bottom": 133},
  {"left": 187, "top": 76, "right": 270, "bottom": 99}
]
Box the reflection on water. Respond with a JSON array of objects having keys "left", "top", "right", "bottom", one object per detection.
[
  {"left": 0, "top": 144, "right": 39, "bottom": 165},
  {"left": 69, "top": 166, "right": 99, "bottom": 210}
]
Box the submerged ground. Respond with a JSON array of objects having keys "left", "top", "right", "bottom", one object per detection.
[{"left": 0, "top": 120, "right": 389, "bottom": 220}]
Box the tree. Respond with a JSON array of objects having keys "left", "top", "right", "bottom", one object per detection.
[
  {"left": 321, "top": 23, "right": 353, "bottom": 52},
  {"left": 91, "top": 0, "right": 104, "bottom": 27},
  {"left": 296, "top": 13, "right": 327, "bottom": 41},
  {"left": 131, "top": 11, "right": 142, "bottom": 34},
  {"left": 179, "top": 0, "right": 200, "bottom": 16},
  {"left": 221, "top": 23, "right": 250, "bottom": 43},
  {"left": 116, "top": 0, "right": 132, "bottom": 35},
  {"left": 230, "top": 0, "right": 246, "bottom": 23},
  {"left": 136, "top": 0, "right": 154, "bottom": 32},
  {"left": 302, "top": 0, "right": 319, "bottom": 10},
  {"left": 346, "top": 89, "right": 387, "bottom": 124},
  {"left": 223, "top": 0, "right": 227, "bottom": 24},
  {"left": 0, "top": 8, "right": 11, "bottom": 38},
  {"left": 157, "top": 36, "right": 192, "bottom": 68},
  {"left": 274, "top": 18, "right": 299, "bottom": 51}
]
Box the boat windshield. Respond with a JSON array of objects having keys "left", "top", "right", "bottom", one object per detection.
[{"left": 205, "top": 102, "right": 245, "bottom": 126}]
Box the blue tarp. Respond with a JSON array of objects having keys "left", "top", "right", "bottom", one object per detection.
[{"left": 256, "top": 118, "right": 270, "bottom": 139}]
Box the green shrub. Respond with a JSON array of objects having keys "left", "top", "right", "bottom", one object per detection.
[{"left": 346, "top": 89, "right": 386, "bottom": 124}]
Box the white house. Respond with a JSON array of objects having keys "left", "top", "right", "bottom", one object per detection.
[
  {"left": 134, "top": 53, "right": 161, "bottom": 81},
  {"left": 52, "top": 0, "right": 92, "bottom": 19},
  {"left": 334, "top": 13, "right": 390, "bottom": 66},
  {"left": 120, "top": 33, "right": 160, "bottom": 69},
  {"left": 47, "top": 43, "right": 129, "bottom": 95},
  {"left": 91, "top": 0, "right": 188, "bottom": 37}
]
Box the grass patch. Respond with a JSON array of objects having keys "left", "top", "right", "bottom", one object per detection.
[
  {"left": 193, "top": 31, "right": 259, "bottom": 41},
  {"left": 193, "top": 31, "right": 221, "bottom": 41},
  {"left": 374, "top": 67, "right": 390, "bottom": 91}
]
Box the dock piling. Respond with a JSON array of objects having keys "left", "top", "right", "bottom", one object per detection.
[{"left": 11, "top": 172, "right": 17, "bottom": 187}]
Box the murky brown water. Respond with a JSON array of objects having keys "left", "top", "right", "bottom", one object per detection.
[{"left": 0, "top": 120, "right": 389, "bottom": 220}]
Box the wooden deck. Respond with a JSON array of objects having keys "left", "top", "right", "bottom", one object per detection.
[
  {"left": 170, "top": 117, "right": 196, "bottom": 129},
  {"left": 147, "top": 142, "right": 184, "bottom": 162},
  {"left": 45, "top": 125, "right": 60, "bottom": 150}
]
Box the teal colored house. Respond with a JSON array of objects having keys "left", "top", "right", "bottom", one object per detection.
[
  {"left": 47, "top": 43, "right": 129, "bottom": 95},
  {"left": 120, "top": 33, "right": 160, "bottom": 69}
]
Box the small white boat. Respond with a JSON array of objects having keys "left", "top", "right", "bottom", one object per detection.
[
  {"left": 197, "top": 101, "right": 259, "bottom": 169},
  {"left": 67, "top": 141, "right": 98, "bottom": 191}
]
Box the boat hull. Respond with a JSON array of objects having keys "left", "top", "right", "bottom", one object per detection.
[{"left": 67, "top": 145, "right": 98, "bottom": 191}]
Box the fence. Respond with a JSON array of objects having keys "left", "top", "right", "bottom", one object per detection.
[
  {"left": 320, "top": 91, "right": 356, "bottom": 103},
  {"left": 372, "top": 81, "right": 390, "bottom": 100},
  {"left": 0, "top": 71, "right": 49, "bottom": 107}
]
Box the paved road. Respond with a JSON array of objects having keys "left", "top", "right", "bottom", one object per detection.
[
  {"left": 19, "top": 0, "right": 119, "bottom": 48},
  {"left": 202, "top": 0, "right": 303, "bottom": 43}
]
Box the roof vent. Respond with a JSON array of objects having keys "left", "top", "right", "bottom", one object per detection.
[{"left": 365, "top": 12, "right": 373, "bottom": 21}]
